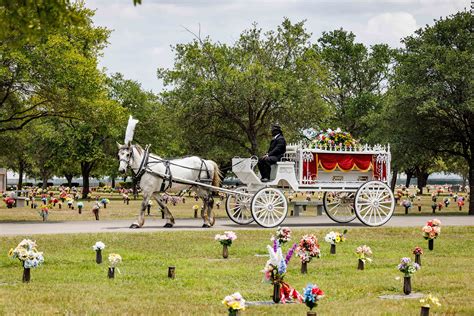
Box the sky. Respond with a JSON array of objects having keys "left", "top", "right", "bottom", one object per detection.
[{"left": 85, "top": 0, "right": 469, "bottom": 92}]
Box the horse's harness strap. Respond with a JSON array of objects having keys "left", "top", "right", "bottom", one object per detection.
[
  {"left": 133, "top": 144, "right": 150, "bottom": 182},
  {"left": 198, "top": 158, "right": 211, "bottom": 183},
  {"left": 159, "top": 161, "right": 173, "bottom": 192}
]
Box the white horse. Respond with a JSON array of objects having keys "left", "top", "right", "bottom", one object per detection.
[{"left": 117, "top": 143, "right": 221, "bottom": 228}]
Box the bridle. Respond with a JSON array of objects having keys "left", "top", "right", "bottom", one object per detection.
[{"left": 119, "top": 146, "right": 134, "bottom": 169}]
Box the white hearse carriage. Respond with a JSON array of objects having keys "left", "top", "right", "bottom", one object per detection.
[{"left": 226, "top": 143, "right": 395, "bottom": 228}]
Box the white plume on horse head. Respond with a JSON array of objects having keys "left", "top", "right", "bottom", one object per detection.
[{"left": 124, "top": 115, "right": 139, "bottom": 145}]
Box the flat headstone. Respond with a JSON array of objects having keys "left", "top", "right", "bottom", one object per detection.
[
  {"left": 254, "top": 254, "right": 269, "bottom": 257},
  {"left": 379, "top": 292, "right": 425, "bottom": 300},
  {"left": 246, "top": 301, "right": 297, "bottom": 306}
]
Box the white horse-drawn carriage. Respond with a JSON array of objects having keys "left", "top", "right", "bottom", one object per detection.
[
  {"left": 118, "top": 116, "right": 395, "bottom": 229},
  {"left": 225, "top": 143, "right": 395, "bottom": 228}
]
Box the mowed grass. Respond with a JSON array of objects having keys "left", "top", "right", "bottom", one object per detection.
[
  {"left": 0, "top": 191, "right": 470, "bottom": 223},
  {"left": 0, "top": 227, "right": 473, "bottom": 315}
]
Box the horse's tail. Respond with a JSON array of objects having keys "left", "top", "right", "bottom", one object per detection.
[{"left": 211, "top": 161, "right": 222, "bottom": 188}]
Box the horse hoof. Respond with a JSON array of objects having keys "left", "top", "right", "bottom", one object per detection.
[
  {"left": 130, "top": 224, "right": 140, "bottom": 229},
  {"left": 164, "top": 223, "right": 173, "bottom": 228},
  {"left": 202, "top": 224, "right": 211, "bottom": 228}
]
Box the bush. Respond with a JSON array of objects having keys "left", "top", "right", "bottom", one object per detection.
[
  {"left": 38, "top": 182, "right": 54, "bottom": 187},
  {"left": 61, "top": 182, "right": 80, "bottom": 187},
  {"left": 98, "top": 182, "right": 106, "bottom": 187}
]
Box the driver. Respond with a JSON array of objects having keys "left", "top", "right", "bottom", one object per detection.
[{"left": 257, "top": 124, "right": 286, "bottom": 182}]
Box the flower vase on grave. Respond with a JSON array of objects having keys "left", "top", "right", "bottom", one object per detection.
[
  {"left": 415, "top": 254, "right": 421, "bottom": 266},
  {"left": 301, "top": 261, "right": 308, "bottom": 274},
  {"left": 357, "top": 259, "right": 364, "bottom": 270},
  {"left": 272, "top": 282, "right": 281, "bottom": 304},
  {"left": 404, "top": 206, "right": 409, "bottom": 214},
  {"left": 7, "top": 204, "right": 12, "bottom": 209},
  {"left": 22, "top": 267, "right": 31, "bottom": 283},
  {"left": 403, "top": 276, "right": 412, "bottom": 295},
  {"left": 96, "top": 250, "right": 102, "bottom": 264},
  {"left": 330, "top": 244, "right": 336, "bottom": 254},
  {"left": 428, "top": 239, "right": 434, "bottom": 251},
  {"left": 222, "top": 244, "right": 229, "bottom": 259},
  {"left": 228, "top": 309, "right": 239, "bottom": 316},
  {"left": 420, "top": 306, "right": 430, "bottom": 316},
  {"left": 78, "top": 206, "right": 82, "bottom": 214},
  {"left": 108, "top": 267, "right": 115, "bottom": 279}
]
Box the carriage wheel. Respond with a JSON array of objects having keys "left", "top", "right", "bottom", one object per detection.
[
  {"left": 354, "top": 181, "right": 395, "bottom": 226},
  {"left": 225, "top": 187, "right": 254, "bottom": 225},
  {"left": 251, "top": 188, "right": 288, "bottom": 228},
  {"left": 323, "top": 191, "right": 357, "bottom": 223}
]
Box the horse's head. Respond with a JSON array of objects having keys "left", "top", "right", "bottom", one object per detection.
[{"left": 117, "top": 142, "right": 133, "bottom": 174}]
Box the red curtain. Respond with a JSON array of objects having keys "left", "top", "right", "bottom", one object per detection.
[{"left": 318, "top": 153, "right": 372, "bottom": 172}]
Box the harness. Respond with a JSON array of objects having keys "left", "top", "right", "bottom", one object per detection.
[{"left": 124, "top": 144, "right": 212, "bottom": 193}]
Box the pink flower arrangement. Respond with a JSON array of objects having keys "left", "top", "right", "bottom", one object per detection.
[
  {"left": 215, "top": 231, "right": 237, "bottom": 246},
  {"left": 422, "top": 219, "right": 441, "bottom": 240},
  {"left": 4, "top": 197, "right": 15, "bottom": 206},
  {"left": 413, "top": 246, "right": 423, "bottom": 255},
  {"left": 271, "top": 226, "right": 292, "bottom": 245},
  {"left": 296, "top": 235, "right": 321, "bottom": 263}
]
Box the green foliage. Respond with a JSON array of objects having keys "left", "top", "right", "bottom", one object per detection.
[
  {"left": 317, "top": 29, "right": 395, "bottom": 140},
  {"left": 0, "top": 2, "right": 110, "bottom": 132},
  {"left": 158, "top": 19, "right": 329, "bottom": 159},
  {"left": 387, "top": 11, "right": 473, "bottom": 208}
]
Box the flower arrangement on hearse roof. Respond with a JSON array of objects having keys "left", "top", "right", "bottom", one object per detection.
[{"left": 310, "top": 128, "right": 358, "bottom": 149}]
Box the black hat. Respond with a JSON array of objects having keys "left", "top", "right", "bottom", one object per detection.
[{"left": 271, "top": 124, "right": 282, "bottom": 131}]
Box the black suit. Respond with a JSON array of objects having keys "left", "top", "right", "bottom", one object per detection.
[{"left": 258, "top": 134, "right": 287, "bottom": 180}]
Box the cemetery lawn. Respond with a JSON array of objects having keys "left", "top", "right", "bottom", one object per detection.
[{"left": 0, "top": 227, "right": 473, "bottom": 315}]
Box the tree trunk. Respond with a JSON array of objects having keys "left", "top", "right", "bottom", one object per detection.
[
  {"left": 81, "top": 162, "right": 93, "bottom": 199},
  {"left": 17, "top": 160, "right": 25, "bottom": 191},
  {"left": 390, "top": 168, "right": 398, "bottom": 192},
  {"left": 405, "top": 168, "right": 414, "bottom": 187},
  {"left": 469, "top": 157, "right": 474, "bottom": 215},
  {"left": 111, "top": 177, "right": 115, "bottom": 188},
  {"left": 415, "top": 168, "right": 429, "bottom": 195},
  {"left": 65, "top": 174, "right": 73, "bottom": 187},
  {"left": 41, "top": 172, "right": 48, "bottom": 190}
]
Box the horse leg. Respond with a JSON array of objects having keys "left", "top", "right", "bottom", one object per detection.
[
  {"left": 208, "top": 195, "right": 215, "bottom": 226},
  {"left": 153, "top": 193, "right": 175, "bottom": 228},
  {"left": 200, "top": 198, "right": 211, "bottom": 228},
  {"left": 130, "top": 193, "right": 149, "bottom": 229}
]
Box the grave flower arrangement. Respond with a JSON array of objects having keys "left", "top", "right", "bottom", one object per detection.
[
  {"left": 222, "top": 292, "right": 246, "bottom": 316},
  {"left": 108, "top": 253, "right": 122, "bottom": 278},
  {"left": 262, "top": 240, "right": 301, "bottom": 304},
  {"left": 271, "top": 226, "right": 292, "bottom": 245},
  {"left": 398, "top": 257, "right": 420, "bottom": 276},
  {"left": 398, "top": 257, "right": 420, "bottom": 295},
  {"left": 92, "top": 241, "right": 105, "bottom": 264},
  {"left": 422, "top": 219, "right": 441, "bottom": 250},
  {"left": 303, "top": 284, "right": 324, "bottom": 313},
  {"left": 324, "top": 230, "right": 347, "bottom": 254},
  {"left": 296, "top": 235, "right": 320, "bottom": 274},
  {"left": 215, "top": 231, "right": 237, "bottom": 259},
  {"left": 355, "top": 245, "right": 372, "bottom": 270},
  {"left": 39, "top": 204, "right": 49, "bottom": 221},
  {"left": 4, "top": 196, "right": 15, "bottom": 208},
  {"left": 8, "top": 239, "right": 44, "bottom": 282},
  {"left": 101, "top": 198, "right": 110, "bottom": 208},
  {"left": 310, "top": 128, "right": 357, "bottom": 149},
  {"left": 420, "top": 294, "right": 441, "bottom": 308}
]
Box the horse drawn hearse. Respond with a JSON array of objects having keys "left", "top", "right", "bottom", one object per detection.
[
  {"left": 118, "top": 117, "right": 395, "bottom": 229},
  {"left": 226, "top": 143, "right": 395, "bottom": 228}
]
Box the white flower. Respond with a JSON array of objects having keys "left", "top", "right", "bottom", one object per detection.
[
  {"left": 324, "top": 232, "right": 336, "bottom": 244},
  {"left": 92, "top": 241, "right": 105, "bottom": 251}
]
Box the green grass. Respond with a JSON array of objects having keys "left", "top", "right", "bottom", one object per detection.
[
  {"left": 0, "top": 227, "right": 473, "bottom": 315},
  {"left": 0, "top": 191, "right": 470, "bottom": 223}
]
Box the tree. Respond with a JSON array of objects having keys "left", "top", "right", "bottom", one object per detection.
[
  {"left": 317, "top": 29, "right": 395, "bottom": 139},
  {"left": 158, "top": 19, "right": 329, "bottom": 162},
  {"left": 0, "top": 2, "right": 110, "bottom": 132},
  {"left": 390, "top": 11, "right": 473, "bottom": 214}
]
